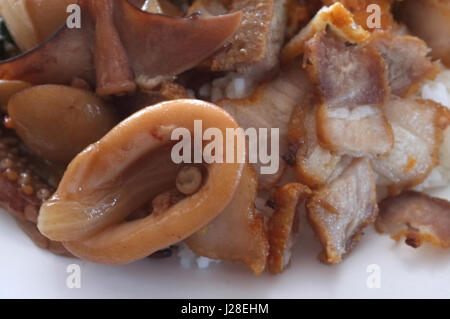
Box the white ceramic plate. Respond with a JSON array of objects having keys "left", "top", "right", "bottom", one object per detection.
[{"left": 1, "top": 186, "right": 449, "bottom": 299}]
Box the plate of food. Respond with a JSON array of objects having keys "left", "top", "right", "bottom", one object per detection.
[{"left": 0, "top": 0, "right": 449, "bottom": 299}]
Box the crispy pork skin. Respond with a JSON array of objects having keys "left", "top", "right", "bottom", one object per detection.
[
  {"left": 268, "top": 183, "right": 311, "bottom": 274},
  {"left": 211, "top": 0, "right": 287, "bottom": 78}
]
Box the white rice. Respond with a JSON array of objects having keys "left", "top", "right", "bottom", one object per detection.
[
  {"left": 177, "top": 243, "right": 220, "bottom": 269},
  {"left": 207, "top": 72, "right": 256, "bottom": 102},
  {"left": 414, "top": 68, "right": 450, "bottom": 191}
]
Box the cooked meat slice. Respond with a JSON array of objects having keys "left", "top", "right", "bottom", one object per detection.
[
  {"left": 288, "top": 100, "right": 351, "bottom": 189},
  {"left": 397, "top": 0, "right": 450, "bottom": 67},
  {"left": 282, "top": 2, "right": 370, "bottom": 63},
  {"left": 322, "top": 0, "right": 396, "bottom": 31},
  {"left": 369, "top": 32, "right": 439, "bottom": 97},
  {"left": 304, "top": 31, "right": 389, "bottom": 108},
  {"left": 218, "top": 62, "right": 312, "bottom": 189},
  {"left": 316, "top": 103, "right": 393, "bottom": 157},
  {"left": 373, "top": 97, "right": 450, "bottom": 194},
  {"left": 211, "top": 0, "right": 287, "bottom": 79},
  {"left": 268, "top": 183, "right": 311, "bottom": 274},
  {"left": 185, "top": 164, "right": 269, "bottom": 275},
  {"left": 307, "top": 158, "right": 378, "bottom": 264},
  {"left": 304, "top": 31, "right": 393, "bottom": 157},
  {"left": 376, "top": 191, "right": 450, "bottom": 248}
]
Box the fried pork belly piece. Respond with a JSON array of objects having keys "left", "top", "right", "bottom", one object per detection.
[
  {"left": 304, "top": 31, "right": 393, "bottom": 157},
  {"left": 369, "top": 32, "right": 439, "bottom": 97},
  {"left": 211, "top": 0, "right": 287, "bottom": 78},
  {"left": 218, "top": 62, "right": 312, "bottom": 189},
  {"left": 186, "top": 165, "right": 269, "bottom": 275},
  {"left": 282, "top": 2, "right": 370, "bottom": 63},
  {"left": 288, "top": 100, "right": 351, "bottom": 189},
  {"left": 373, "top": 97, "right": 450, "bottom": 194},
  {"left": 322, "top": 0, "right": 396, "bottom": 31},
  {"left": 315, "top": 103, "right": 393, "bottom": 157},
  {"left": 304, "top": 31, "right": 389, "bottom": 108},
  {"left": 268, "top": 183, "right": 311, "bottom": 274},
  {"left": 376, "top": 191, "right": 450, "bottom": 248},
  {"left": 397, "top": 0, "right": 450, "bottom": 68},
  {"left": 307, "top": 158, "right": 378, "bottom": 264}
]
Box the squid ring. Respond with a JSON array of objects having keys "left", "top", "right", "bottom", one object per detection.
[{"left": 37, "top": 99, "right": 245, "bottom": 264}]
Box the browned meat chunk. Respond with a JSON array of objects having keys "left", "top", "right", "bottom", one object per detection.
[
  {"left": 185, "top": 165, "right": 269, "bottom": 275},
  {"left": 369, "top": 32, "right": 439, "bottom": 97},
  {"left": 304, "top": 30, "right": 393, "bottom": 157},
  {"left": 316, "top": 102, "right": 393, "bottom": 158},
  {"left": 211, "top": 0, "right": 287, "bottom": 78},
  {"left": 373, "top": 97, "right": 450, "bottom": 194},
  {"left": 322, "top": 0, "right": 397, "bottom": 31},
  {"left": 268, "top": 183, "right": 311, "bottom": 274},
  {"left": 282, "top": 2, "right": 370, "bottom": 63},
  {"left": 376, "top": 191, "right": 450, "bottom": 248},
  {"left": 288, "top": 100, "right": 351, "bottom": 189},
  {"left": 219, "top": 62, "right": 312, "bottom": 189},
  {"left": 304, "top": 31, "right": 389, "bottom": 108},
  {"left": 307, "top": 158, "right": 378, "bottom": 264}
]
